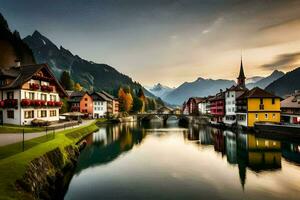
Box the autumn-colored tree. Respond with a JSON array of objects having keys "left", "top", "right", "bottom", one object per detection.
[
  {"left": 137, "top": 88, "right": 146, "bottom": 113},
  {"left": 118, "top": 87, "right": 133, "bottom": 112},
  {"left": 74, "top": 83, "right": 83, "bottom": 91}
]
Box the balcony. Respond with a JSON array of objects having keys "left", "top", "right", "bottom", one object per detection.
[{"left": 20, "top": 99, "right": 63, "bottom": 108}]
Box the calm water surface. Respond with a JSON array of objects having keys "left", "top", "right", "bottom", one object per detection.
[{"left": 64, "top": 122, "right": 300, "bottom": 200}]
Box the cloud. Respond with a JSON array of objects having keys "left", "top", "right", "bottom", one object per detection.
[{"left": 261, "top": 52, "right": 300, "bottom": 70}]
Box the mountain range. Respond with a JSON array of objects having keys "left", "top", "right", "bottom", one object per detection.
[
  {"left": 145, "top": 83, "right": 174, "bottom": 99},
  {"left": 149, "top": 70, "right": 285, "bottom": 105},
  {"left": 23, "top": 30, "right": 154, "bottom": 97},
  {"left": 246, "top": 70, "right": 285, "bottom": 89},
  {"left": 266, "top": 67, "right": 300, "bottom": 97},
  {"left": 162, "top": 78, "right": 235, "bottom": 105}
]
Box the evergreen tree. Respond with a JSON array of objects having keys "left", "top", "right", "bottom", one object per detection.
[
  {"left": 132, "top": 96, "right": 143, "bottom": 113},
  {"left": 60, "top": 71, "right": 73, "bottom": 90}
]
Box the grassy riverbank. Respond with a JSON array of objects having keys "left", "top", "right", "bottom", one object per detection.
[{"left": 0, "top": 121, "right": 99, "bottom": 200}]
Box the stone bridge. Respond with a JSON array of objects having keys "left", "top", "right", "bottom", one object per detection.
[{"left": 137, "top": 113, "right": 210, "bottom": 125}]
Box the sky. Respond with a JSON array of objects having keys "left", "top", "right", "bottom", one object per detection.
[{"left": 1, "top": 0, "right": 300, "bottom": 87}]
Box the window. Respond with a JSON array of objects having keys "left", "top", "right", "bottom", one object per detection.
[
  {"left": 41, "top": 110, "right": 47, "bottom": 118},
  {"left": 227, "top": 93, "right": 229, "bottom": 97},
  {"left": 260, "top": 98, "right": 263, "bottom": 104},
  {"left": 7, "top": 92, "right": 14, "bottom": 99},
  {"left": 272, "top": 98, "right": 275, "bottom": 104},
  {"left": 50, "top": 110, "right": 56, "bottom": 117},
  {"left": 85, "top": 98, "right": 88, "bottom": 101},
  {"left": 7, "top": 110, "right": 14, "bottom": 118},
  {"left": 24, "top": 110, "right": 34, "bottom": 119},
  {"left": 272, "top": 114, "right": 276, "bottom": 119},
  {"left": 259, "top": 104, "right": 264, "bottom": 110},
  {"left": 50, "top": 95, "right": 57, "bottom": 101},
  {"left": 41, "top": 94, "right": 47, "bottom": 101},
  {"left": 85, "top": 103, "right": 87, "bottom": 107},
  {"left": 28, "top": 92, "right": 34, "bottom": 100},
  {"left": 255, "top": 114, "right": 258, "bottom": 120},
  {"left": 265, "top": 113, "right": 268, "bottom": 119}
]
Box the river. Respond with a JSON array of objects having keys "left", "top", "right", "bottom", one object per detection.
[{"left": 64, "top": 122, "right": 300, "bottom": 200}]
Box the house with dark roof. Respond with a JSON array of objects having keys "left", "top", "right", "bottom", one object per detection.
[
  {"left": 236, "top": 87, "right": 281, "bottom": 128},
  {"left": 90, "top": 92, "right": 110, "bottom": 118},
  {"left": 280, "top": 91, "right": 300, "bottom": 124},
  {"left": 68, "top": 91, "right": 93, "bottom": 117},
  {"left": 182, "top": 97, "right": 204, "bottom": 115},
  {"left": 0, "top": 63, "right": 67, "bottom": 125},
  {"left": 99, "top": 90, "right": 119, "bottom": 115}
]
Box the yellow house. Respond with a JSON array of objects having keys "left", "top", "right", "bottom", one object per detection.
[{"left": 236, "top": 87, "right": 281, "bottom": 127}]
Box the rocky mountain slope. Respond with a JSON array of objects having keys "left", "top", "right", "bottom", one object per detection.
[{"left": 246, "top": 70, "right": 284, "bottom": 89}]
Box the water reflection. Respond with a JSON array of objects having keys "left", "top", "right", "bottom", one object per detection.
[
  {"left": 184, "top": 126, "right": 295, "bottom": 188},
  {"left": 65, "top": 122, "right": 300, "bottom": 200},
  {"left": 76, "top": 122, "right": 146, "bottom": 173}
]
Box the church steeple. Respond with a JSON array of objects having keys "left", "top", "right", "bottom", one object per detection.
[{"left": 237, "top": 57, "right": 246, "bottom": 88}]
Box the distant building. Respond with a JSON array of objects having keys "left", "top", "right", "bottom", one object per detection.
[
  {"left": 69, "top": 91, "right": 93, "bottom": 117},
  {"left": 236, "top": 87, "right": 281, "bottom": 127},
  {"left": 99, "top": 90, "right": 119, "bottom": 115},
  {"left": 183, "top": 97, "right": 204, "bottom": 115},
  {"left": 224, "top": 59, "right": 248, "bottom": 126},
  {"left": 210, "top": 90, "right": 225, "bottom": 123},
  {"left": 0, "top": 63, "right": 66, "bottom": 125},
  {"left": 90, "top": 92, "right": 109, "bottom": 118},
  {"left": 280, "top": 91, "right": 300, "bottom": 124}
]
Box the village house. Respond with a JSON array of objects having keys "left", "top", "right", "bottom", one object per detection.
[
  {"left": 182, "top": 97, "right": 204, "bottom": 115},
  {"left": 280, "top": 91, "right": 300, "bottom": 124},
  {"left": 90, "top": 92, "right": 110, "bottom": 118},
  {"left": 99, "top": 90, "right": 119, "bottom": 115},
  {"left": 69, "top": 91, "right": 93, "bottom": 117},
  {"left": 236, "top": 87, "right": 281, "bottom": 128},
  {"left": 157, "top": 106, "right": 173, "bottom": 114},
  {"left": 210, "top": 90, "right": 225, "bottom": 123},
  {"left": 0, "top": 63, "right": 66, "bottom": 125},
  {"left": 224, "top": 60, "right": 248, "bottom": 126}
]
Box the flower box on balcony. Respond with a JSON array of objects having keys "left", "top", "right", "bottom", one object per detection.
[
  {"left": 4, "top": 99, "right": 18, "bottom": 108},
  {"left": 29, "top": 83, "right": 39, "bottom": 91},
  {"left": 47, "top": 101, "right": 55, "bottom": 107},
  {"left": 55, "top": 101, "right": 63, "bottom": 107},
  {"left": 21, "top": 99, "right": 32, "bottom": 107}
]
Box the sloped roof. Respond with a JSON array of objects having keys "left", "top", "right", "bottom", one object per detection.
[
  {"left": 0, "top": 64, "right": 67, "bottom": 97},
  {"left": 227, "top": 84, "right": 247, "bottom": 92},
  {"left": 281, "top": 94, "right": 300, "bottom": 108},
  {"left": 91, "top": 92, "right": 111, "bottom": 101},
  {"left": 238, "top": 87, "right": 279, "bottom": 99},
  {"left": 100, "top": 90, "right": 117, "bottom": 100}
]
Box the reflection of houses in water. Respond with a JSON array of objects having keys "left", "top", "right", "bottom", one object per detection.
[
  {"left": 212, "top": 128, "right": 226, "bottom": 156},
  {"left": 199, "top": 128, "right": 214, "bottom": 145},
  {"left": 282, "top": 142, "right": 300, "bottom": 164},
  {"left": 224, "top": 131, "right": 237, "bottom": 164},
  {"left": 236, "top": 133, "right": 282, "bottom": 188}
]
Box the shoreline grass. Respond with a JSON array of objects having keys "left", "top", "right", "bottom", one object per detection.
[
  {"left": 0, "top": 121, "right": 100, "bottom": 200},
  {"left": 0, "top": 124, "right": 45, "bottom": 134}
]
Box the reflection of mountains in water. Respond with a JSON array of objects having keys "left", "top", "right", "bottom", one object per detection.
[
  {"left": 184, "top": 126, "right": 300, "bottom": 188},
  {"left": 75, "top": 123, "right": 146, "bottom": 174}
]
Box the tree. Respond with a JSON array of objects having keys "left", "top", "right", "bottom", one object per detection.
[
  {"left": 60, "top": 97, "right": 69, "bottom": 114},
  {"left": 118, "top": 87, "right": 126, "bottom": 112},
  {"left": 74, "top": 82, "right": 83, "bottom": 91},
  {"left": 137, "top": 88, "right": 146, "bottom": 113},
  {"left": 132, "top": 96, "right": 143, "bottom": 113},
  {"left": 118, "top": 86, "right": 133, "bottom": 113},
  {"left": 60, "top": 71, "right": 74, "bottom": 90}
]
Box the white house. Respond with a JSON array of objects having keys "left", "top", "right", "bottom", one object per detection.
[
  {"left": 224, "top": 85, "right": 247, "bottom": 126},
  {"left": 90, "top": 92, "right": 109, "bottom": 118},
  {"left": 0, "top": 64, "right": 67, "bottom": 125}
]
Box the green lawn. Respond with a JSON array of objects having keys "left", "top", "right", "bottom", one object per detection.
[
  {"left": 0, "top": 124, "right": 45, "bottom": 134},
  {"left": 0, "top": 122, "right": 99, "bottom": 200}
]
